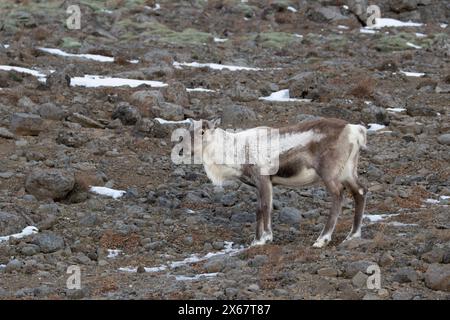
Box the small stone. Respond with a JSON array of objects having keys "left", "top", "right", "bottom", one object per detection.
[
  {"left": 317, "top": 267, "right": 339, "bottom": 277},
  {"left": 421, "top": 248, "right": 445, "bottom": 263},
  {"left": 5, "top": 259, "right": 23, "bottom": 273},
  {"left": 38, "top": 103, "right": 66, "bottom": 120},
  {"left": 33, "top": 232, "right": 65, "bottom": 253},
  {"left": 247, "top": 284, "right": 260, "bottom": 292},
  {"left": 25, "top": 169, "right": 75, "bottom": 200},
  {"left": 393, "top": 267, "right": 418, "bottom": 283},
  {"left": 352, "top": 271, "right": 368, "bottom": 288},
  {"left": 379, "top": 251, "right": 394, "bottom": 267},
  {"left": 68, "top": 113, "right": 105, "bottom": 128},
  {"left": 0, "top": 127, "right": 14, "bottom": 139},
  {"left": 424, "top": 263, "right": 450, "bottom": 292},
  {"left": 212, "top": 241, "right": 224, "bottom": 250},
  {"left": 112, "top": 103, "right": 141, "bottom": 125},
  {"left": 10, "top": 113, "right": 44, "bottom": 136},
  {"left": 437, "top": 134, "right": 450, "bottom": 146},
  {"left": 279, "top": 207, "right": 302, "bottom": 224}
]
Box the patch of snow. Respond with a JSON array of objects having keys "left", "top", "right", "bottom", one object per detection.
[
  {"left": 388, "top": 222, "right": 418, "bottom": 227},
  {"left": 360, "top": 28, "right": 377, "bottom": 34},
  {"left": 441, "top": 196, "right": 450, "bottom": 200},
  {"left": 287, "top": 6, "right": 297, "bottom": 13},
  {"left": 440, "top": 23, "right": 448, "bottom": 29},
  {"left": 366, "top": 18, "right": 423, "bottom": 29},
  {"left": 367, "top": 123, "right": 386, "bottom": 132},
  {"left": 366, "top": 214, "right": 399, "bottom": 222},
  {"left": 214, "top": 37, "right": 228, "bottom": 43},
  {"left": 342, "top": 5, "right": 349, "bottom": 10},
  {"left": 386, "top": 108, "right": 406, "bottom": 113},
  {"left": 415, "top": 33, "right": 426, "bottom": 38},
  {"left": 2, "top": 44, "right": 10, "bottom": 49},
  {"left": 154, "top": 118, "right": 191, "bottom": 125},
  {"left": 400, "top": 70, "right": 425, "bottom": 77},
  {"left": 145, "top": 3, "right": 160, "bottom": 11},
  {"left": 70, "top": 75, "right": 167, "bottom": 88},
  {"left": 173, "top": 61, "right": 261, "bottom": 71},
  {"left": 0, "top": 65, "right": 48, "bottom": 81},
  {"left": 338, "top": 25, "right": 349, "bottom": 30},
  {"left": 294, "top": 34, "right": 303, "bottom": 38},
  {"left": 119, "top": 241, "right": 245, "bottom": 274},
  {"left": 0, "top": 226, "right": 39, "bottom": 243},
  {"left": 259, "top": 89, "right": 311, "bottom": 102},
  {"left": 175, "top": 273, "right": 218, "bottom": 281},
  {"left": 406, "top": 42, "right": 422, "bottom": 49},
  {"left": 107, "top": 249, "right": 122, "bottom": 258},
  {"left": 90, "top": 186, "right": 126, "bottom": 199},
  {"left": 186, "top": 88, "right": 216, "bottom": 93},
  {"left": 39, "top": 47, "right": 115, "bottom": 62}
]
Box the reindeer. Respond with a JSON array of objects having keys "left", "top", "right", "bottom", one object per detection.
[{"left": 188, "top": 118, "right": 367, "bottom": 248}]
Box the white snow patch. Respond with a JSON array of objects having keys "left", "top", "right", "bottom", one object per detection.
[
  {"left": 342, "top": 5, "right": 349, "bottom": 10},
  {"left": 360, "top": 28, "right": 377, "bottom": 34},
  {"left": 107, "top": 249, "right": 122, "bottom": 258},
  {"left": 415, "top": 33, "right": 426, "bottom": 38},
  {"left": 0, "top": 65, "right": 49, "bottom": 81},
  {"left": 287, "top": 6, "right": 297, "bottom": 13},
  {"left": 90, "top": 186, "right": 126, "bottom": 199},
  {"left": 366, "top": 18, "right": 423, "bottom": 29},
  {"left": 70, "top": 75, "right": 167, "bottom": 88},
  {"left": 440, "top": 23, "right": 448, "bottom": 29},
  {"left": 186, "top": 88, "right": 216, "bottom": 93},
  {"left": 38, "top": 47, "right": 139, "bottom": 64},
  {"left": 154, "top": 118, "right": 191, "bottom": 125},
  {"left": 338, "top": 25, "right": 349, "bottom": 30},
  {"left": 294, "top": 34, "right": 303, "bottom": 38},
  {"left": 0, "top": 226, "right": 38, "bottom": 243},
  {"left": 175, "top": 273, "right": 218, "bottom": 281},
  {"left": 173, "top": 61, "right": 261, "bottom": 71},
  {"left": 366, "top": 214, "right": 399, "bottom": 222},
  {"left": 367, "top": 123, "right": 386, "bottom": 132},
  {"left": 214, "top": 37, "right": 228, "bottom": 43},
  {"left": 259, "top": 89, "right": 311, "bottom": 102},
  {"left": 145, "top": 3, "right": 160, "bottom": 11},
  {"left": 386, "top": 108, "right": 406, "bottom": 113},
  {"left": 388, "top": 222, "right": 418, "bottom": 227},
  {"left": 2, "top": 44, "right": 10, "bottom": 49},
  {"left": 119, "top": 241, "right": 245, "bottom": 274},
  {"left": 406, "top": 42, "right": 422, "bottom": 49},
  {"left": 400, "top": 70, "right": 425, "bottom": 77}
]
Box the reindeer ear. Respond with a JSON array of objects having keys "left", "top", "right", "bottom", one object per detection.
[{"left": 207, "top": 118, "right": 221, "bottom": 129}]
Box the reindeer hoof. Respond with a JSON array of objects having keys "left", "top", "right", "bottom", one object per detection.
[
  {"left": 344, "top": 231, "right": 361, "bottom": 242},
  {"left": 312, "top": 235, "right": 331, "bottom": 248},
  {"left": 251, "top": 231, "right": 273, "bottom": 247}
]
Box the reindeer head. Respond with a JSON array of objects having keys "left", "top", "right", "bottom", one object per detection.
[{"left": 188, "top": 118, "right": 221, "bottom": 156}]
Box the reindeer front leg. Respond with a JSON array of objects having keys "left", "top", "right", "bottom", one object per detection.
[{"left": 251, "top": 175, "right": 273, "bottom": 246}]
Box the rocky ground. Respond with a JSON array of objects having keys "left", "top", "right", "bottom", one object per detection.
[{"left": 0, "top": 0, "right": 449, "bottom": 300}]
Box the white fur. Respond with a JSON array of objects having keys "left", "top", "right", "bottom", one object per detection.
[
  {"left": 251, "top": 231, "right": 273, "bottom": 246},
  {"left": 313, "top": 233, "right": 331, "bottom": 248}
]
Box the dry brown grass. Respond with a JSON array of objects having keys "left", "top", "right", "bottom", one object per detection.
[
  {"left": 99, "top": 230, "right": 141, "bottom": 252},
  {"left": 348, "top": 77, "right": 376, "bottom": 99}
]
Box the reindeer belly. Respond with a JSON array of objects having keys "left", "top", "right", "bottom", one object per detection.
[{"left": 272, "top": 167, "right": 320, "bottom": 187}]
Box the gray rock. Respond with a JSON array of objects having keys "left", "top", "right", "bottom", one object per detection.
[
  {"left": 279, "top": 207, "right": 302, "bottom": 224},
  {"left": 0, "top": 127, "right": 14, "bottom": 139},
  {"left": 38, "top": 103, "right": 66, "bottom": 120},
  {"left": 424, "top": 263, "right": 450, "bottom": 292},
  {"left": 421, "top": 248, "right": 445, "bottom": 263},
  {"left": 248, "top": 255, "right": 269, "bottom": 267},
  {"left": 10, "top": 113, "right": 44, "bottom": 136},
  {"left": 33, "top": 232, "right": 65, "bottom": 253},
  {"left": 221, "top": 193, "right": 237, "bottom": 207},
  {"left": 406, "top": 104, "right": 436, "bottom": 117},
  {"left": 308, "top": 6, "right": 349, "bottom": 23},
  {"left": 230, "top": 211, "right": 254, "bottom": 223},
  {"left": 5, "top": 259, "right": 23, "bottom": 273},
  {"left": 56, "top": 130, "right": 88, "bottom": 148},
  {"left": 435, "top": 84, "right": 450, "bottom": 93},
  {"left": 393, "top": 267, "right": 418, "bottom": 283},
  {"left": 437, "top": 134, "right": 450, "bottom": 146},
  {"left": 68, "top": 113, "right": 105, "bottom": 128},
  {"left": 0, "top": 211, "right": 26, "bottom": 235},
  {"left": 131, "top": 90, "right": 164, "bottom": 108},
  {"left": 112, "top": 103, "right": 141, "bottom": 125},
  {"left": 221, "top": 104, "right": 257, "bottom": 126},
  {"left": 352, "top": 271, "right": 369, "bottom": 288},
  {"left": 21, "top": 244, "right": 40, "bottom": 256},
  {"left": 17, "top": 96, "right": 36, "bottom": 112},
  {"left": 162, "top": 81, "right": 189, "bottom": 106},
  {"left": 317, "top": 267, "right": 339, "bottom": 277},
  {"left": 25, "top": 169, "right": 75, "bottom": 200},
  {"left": 345, "top": 260, "right": 375, "bottom": 277},
  {"left": 152, "top": 102, "right": 184, "bottom": 121}
]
